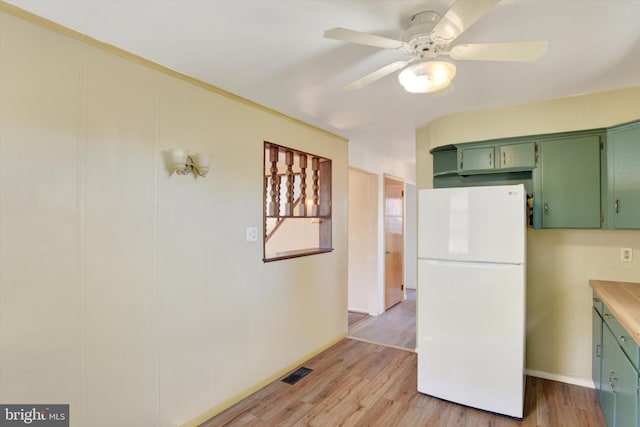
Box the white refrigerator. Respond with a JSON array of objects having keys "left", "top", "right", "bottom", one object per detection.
[{"left": 417, "top": 184, "right": 526, "bottom": 418}]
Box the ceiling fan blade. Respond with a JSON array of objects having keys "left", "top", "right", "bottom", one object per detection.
[
  {"left": 450, "top": 41, "right": 548, "bottom": 62},
  {"left": 432, "top": 0, "right": 500, "bottom": 44},
  {"left": 324, "top": 27, "right": 406, "bottom": 50},
  {"left": 344, "top": 60, "right": 412, "bottom": 90}
]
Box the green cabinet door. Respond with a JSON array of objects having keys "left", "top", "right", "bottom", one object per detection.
[
  {"left": 607, "top": 122, "right": 640, "bottom": 229},
  {"left": 614, "top": 343, "right": 639, "bottom": 427},
  {"left": 594, "top": 306, "right": 604, "bottom": 396},
  {"left": 535, "top": 133, "right": 602, "bottom": 228},
  {"left": 601, "top": 325, "right": 617, "bottom": 427},
  {"left": 458, "top": 146, "right": 495, "bottom": 173},
  {"left": 433, "top": 149, "right": 458, "bottom": 175},
  {"left": 498, "top": 142, "right": 536, "bottom": 170}
]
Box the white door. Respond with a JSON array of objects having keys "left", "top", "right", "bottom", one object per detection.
[
  {"left": 417, "top": 259, "right": 525, "bottom": 418},
  {"left": 418, "top": 185, "right": 525, "bottom": 264}
]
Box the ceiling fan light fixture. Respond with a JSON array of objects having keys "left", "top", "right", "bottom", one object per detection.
[{"left": 398, "top": 60, "right": 456, "bottom": 94}]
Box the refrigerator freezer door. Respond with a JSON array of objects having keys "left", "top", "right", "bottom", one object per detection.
[
  {"left": 417, "top": 259, "right": 525, "bottom": 418},
  {"left": 418, "top": 184, "right": 526, "bottom": 264}
]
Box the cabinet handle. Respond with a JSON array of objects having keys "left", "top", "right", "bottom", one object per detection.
[
  {"left": 488, "top": 153, "right": 492, "bottom": 166},
  {"left": 596, "top": 344, "right": 601, "bottom": 357},
  {"left": 620, "top": 335, "right": 627, "bottom": 344},
  {"left": 615, "top": 199, "right": 620, "bottom": 213},
  {"left": 544, "top": 202, "right": 549, "bottom": 215},
  {"left": 503, "top": 151, "right": 506, "bottom": 165},
  {"left": 604, "top": 313, "right": 612, "bottom": 319},
  {"left": 609, "top": 370, "right": 616, "bottom": 392}
]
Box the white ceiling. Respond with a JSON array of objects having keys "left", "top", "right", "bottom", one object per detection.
[{"left": 7, "top": 0, "right": 640, "bottom": 165}]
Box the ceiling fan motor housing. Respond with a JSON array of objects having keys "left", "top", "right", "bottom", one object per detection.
[{"left": 402, "top": 11, "right": 448, "bottom": 59}]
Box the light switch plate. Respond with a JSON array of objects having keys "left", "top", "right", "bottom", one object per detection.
[
  {"left": 246, "top": 227, "right": 258, "bottom": 242},
  {"left": 621, "top": 248, "right": 633, "bottom": 262}
]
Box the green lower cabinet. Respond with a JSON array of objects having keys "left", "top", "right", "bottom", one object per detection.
[
  {"left": 602, "top": 325, "right": 617, "bottom": 426},
  {"left": 615, "top": 342, "right": 639, "bottom": 427},
  {"left": 600, "top": 321, "right": 640, "bottom": 427},
  {"left": 594, "top": 306, "right": 603, "bottom": 395},
  {"left": 534, "top": 132, "right": 602, "bottom": 228},
  {"left": 607, "top": 122, "right": 640, "bottom": 229}
]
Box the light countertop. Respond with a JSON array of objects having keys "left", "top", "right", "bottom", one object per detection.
[{"left": 590, "top": 279, "right": 640, "bottom": 346}]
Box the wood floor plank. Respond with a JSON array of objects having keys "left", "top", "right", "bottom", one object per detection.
[{"left": 200, "top": 339, "right": 606, "bottom": 427}]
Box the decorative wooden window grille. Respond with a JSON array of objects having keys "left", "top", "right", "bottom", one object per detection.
[{"left": 263, "top": 142, "right": 332, "bottom": 262}]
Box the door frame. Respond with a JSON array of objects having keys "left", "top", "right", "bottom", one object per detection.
[{"left": 383, "top": 174, "right": 405, "bottom": 310}]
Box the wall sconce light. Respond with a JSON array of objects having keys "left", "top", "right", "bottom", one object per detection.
[{"left": 170, "top": 148, "right": 210, "bottom": 177}]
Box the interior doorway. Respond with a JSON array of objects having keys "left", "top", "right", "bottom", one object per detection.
[
  {"left": 347, "top": 169, "right": 415, "bottom": 352},
  {"left": 384, "top": 175, "right": 404, "bottom": 310}
]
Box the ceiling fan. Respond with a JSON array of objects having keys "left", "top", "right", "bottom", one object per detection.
[{"left": 323, "top": 0, "right": 548, "bottom": 93}]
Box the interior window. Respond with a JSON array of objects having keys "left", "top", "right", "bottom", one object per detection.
[{"left": 263, "top": 142, "right": 332, "bottom": 261}]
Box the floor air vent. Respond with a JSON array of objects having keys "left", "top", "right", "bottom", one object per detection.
[{"left": 281, "top": 367, "right": 313, "bottom": 385}]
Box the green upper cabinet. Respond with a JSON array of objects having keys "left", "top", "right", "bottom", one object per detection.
[
  {"left": 458, "top": 146, "right": 495, "bottom": 173},
  {"left": 607, "top": 122, "right": 640, "bottom": 229},
  {"left": 432, "top": 148, "right": 458, "bottom": 176},
  {"left": 430, "top": 122, "right": 640, "bottom": 230},
  {"left": 497, "top": 142, "right": 536, "bottom": 171},
  {"left": 534, "top": 131, "right": 603, "bottom": 229}
]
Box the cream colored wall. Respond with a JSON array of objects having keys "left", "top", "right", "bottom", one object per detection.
[
  {"left": 416, "top": 86, "right": 640, "bottom": 386},
  {"left": 348, "top": 168, "right": 379, "bottom": 314},
  {"left": 0, "top": 11, "right": 348, "bottom": 427}
]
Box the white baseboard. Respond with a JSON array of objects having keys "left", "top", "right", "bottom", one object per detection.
[{"left": 525, "top": 369, "right": 595, "bottom": 389}]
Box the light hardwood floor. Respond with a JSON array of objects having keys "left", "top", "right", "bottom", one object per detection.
[
  {"left": 349, "top": 289, "right": 416, "bottom": 351},
  {"left": 201, "top": 338, "right": 605, "bottom": 426}
]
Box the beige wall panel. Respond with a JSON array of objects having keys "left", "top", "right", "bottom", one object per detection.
[
  {"left": 0, "top": 9, "right": 348, "bottom": 425},
  {"left": 83, "top": 46, "right": 158, "bottom": 426},
  {"left": 196, "top": 96, "right": 348, "bottom": 407},
  {"left": 348, "top": 168, "right": 378, "bottom": 313},
  {"left": 416, "top": 86, "right": 640, "bottom": 384},
  {"left": 155, "top": 75, "right": 216, "bottom": 425},
  {"left": 0, "top": 13, "right": 82, "bottom": 412}
]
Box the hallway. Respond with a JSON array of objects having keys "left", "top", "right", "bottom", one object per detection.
[{"left": 348, "top": 289, "right": 416, "bottom": 351}]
